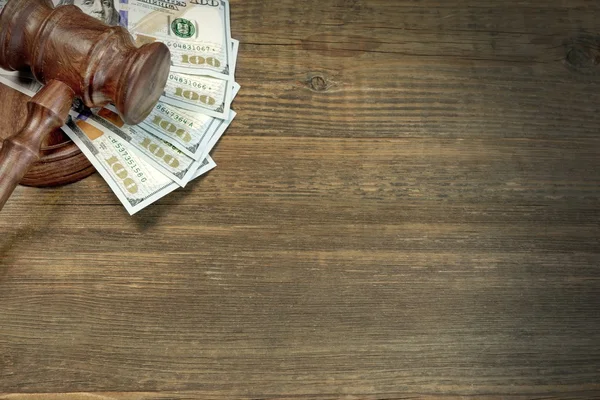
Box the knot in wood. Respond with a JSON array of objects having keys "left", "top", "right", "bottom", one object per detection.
[
  {"left": 308, "top": 74, "right": 328, "bottom": 92},
  {"left": 564, "top": 35, "right": 600, "bottom": 74}
]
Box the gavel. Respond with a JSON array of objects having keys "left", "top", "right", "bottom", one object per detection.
[{"left": 0, "top": 0, "right": 171, "bottom": 209}]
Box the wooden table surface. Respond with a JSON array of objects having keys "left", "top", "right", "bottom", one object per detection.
[{"left": 1, "top": 1, "right": 600, "bottom": 398}]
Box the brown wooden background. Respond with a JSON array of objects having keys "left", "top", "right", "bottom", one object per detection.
[{"left": 1, "top": 0, "right": 600, "bottom": 398}]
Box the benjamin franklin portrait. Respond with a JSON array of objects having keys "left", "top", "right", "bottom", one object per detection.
[{"left": 56, "top": 0, "right": 120, "bottom": 26}]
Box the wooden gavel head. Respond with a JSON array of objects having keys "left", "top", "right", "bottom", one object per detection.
[{"left": 0, "top": 0, "right": 171, "bottom": 125}]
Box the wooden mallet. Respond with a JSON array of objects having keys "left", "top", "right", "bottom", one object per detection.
[{"left": 0, "top": 0, "right": 171, "bottom": 209}]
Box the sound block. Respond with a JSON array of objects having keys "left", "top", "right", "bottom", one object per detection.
[
  {"left": 19, "top": 127, "right": 95, "bottom": 187},
  {"left": 0, "top": 82, "right": 95, "bottom": 187}
]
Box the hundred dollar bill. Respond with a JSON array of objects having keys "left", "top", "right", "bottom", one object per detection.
[
  {"left": 138, "top": 100, "right": 218, "bottom": 160},
  {"left": 78, "top": 107, "right": 205, "bottom": 187},
  {"left": 161, "top": 71, "right": 232, "bottom": 119},
  {"left": 122, "top": 0, "right": 233, "bottom": 81},
  {"left": 63, "top": 118, "right": 179, "bottom": 215},
  {"left": 138, "top": 82, "right": 239, "bottom": 159}
]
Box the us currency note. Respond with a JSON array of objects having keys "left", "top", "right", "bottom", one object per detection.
[
  {"left": 161, "top": 71, "right": 232, "bottom": 119},
  {"left": 122, "top": 0, "right": 234, "bottom": 81},
  {"left": 63, "top": 118, "right": 179, "bottom": 215},
  {"left": 138, "top": 82, "right": 239, "bottom": 159},
  {"left": 79, "top": 108, "right": 205, "bottom": 187},
  {"left": 138, "top": 100, "right": 217, "bottom": 160}
]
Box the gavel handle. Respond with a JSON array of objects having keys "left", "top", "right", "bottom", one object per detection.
[{"left": 0, "top": 80, "right": 75, "bottom": 210}]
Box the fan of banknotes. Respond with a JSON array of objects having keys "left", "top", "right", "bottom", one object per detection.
[{"left": 0, "top": 0, "right": 239, "bottom": 214}]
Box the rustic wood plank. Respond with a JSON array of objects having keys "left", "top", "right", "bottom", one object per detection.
[
  {"left": 228, "top": 0, "right": 600, "bottom": 140},
  {"left": 2, "top": 393, "right": 600, "bottom": 400},
  {"left": 1, "top": 0, "right": 600, "bottom": 398},
  {"left": 1, "top": 137, "right": 599, "bottom": 395}
]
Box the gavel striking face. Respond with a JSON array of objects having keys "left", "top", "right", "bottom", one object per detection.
[{"left": 0, "top": 0, "right": 171, "bottom": 209}]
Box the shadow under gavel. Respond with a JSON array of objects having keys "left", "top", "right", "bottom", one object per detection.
[{"left": 0, "top": 0, "right": 171, "bottom": 210}]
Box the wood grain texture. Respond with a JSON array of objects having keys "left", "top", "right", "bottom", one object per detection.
[{"left": 1, "top": 0, "right": 600, "bottom": 398}]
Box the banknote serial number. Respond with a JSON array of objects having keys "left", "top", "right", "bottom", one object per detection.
[
  {"left": 156, "top": 104, "right": 195, "bottom": 128},
  {"left": 168, "top": 74, "right": 210, "bottom": 91},
  {"left": 109, "top": 138, "right": 147, "bottom": 183},
  {"left": 167, "top": 41, "right": 219, "bottom": 53}
]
